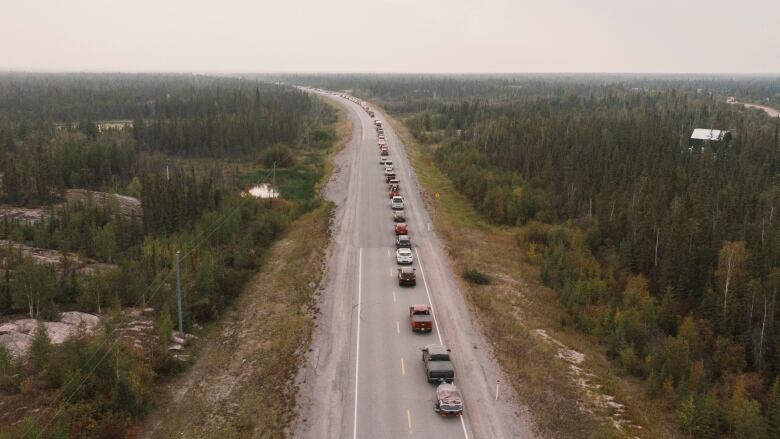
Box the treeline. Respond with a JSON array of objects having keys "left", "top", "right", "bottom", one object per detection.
[
  {"left": 280, "top": 73, "right": 780, "bottom": 114},
  {"left": 0, "top": 73, "right": 309, "bottom": 122},
  {"left": 131, "top": 83, "right": 312, "bottom": 157},
  {"left": 0, "top": 74, "right": 337, "bottom": 436},
  {"left": 406, "top": 86, "right": 780, "bottom": 436},
  {"left": 0, "top": 75, "right": 319, "bottom": 205}
]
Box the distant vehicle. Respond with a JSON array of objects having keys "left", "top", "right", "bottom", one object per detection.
[
  {"left": 393, "top": 210, "right": 406, "bottom": 222},
  {"left": 388, "top": 178, "right": 400, "bottom": 185},
  {"left": 368, "top": 110, "right": 375, "bottom": 117},
  {"left": 395, "top": 234, "right": 411, "bottom": 249},
  {"left": 384, "top": 165, "right": 394, "bottom": 173},
  {"left": 409, "top": 304, "right": 433, "bottom": 332},
  {"left": 378, "top": 134, "right": 385, "bottom": 140},
  {"left": 398, "top": 267, "right": 417, "bottom": 286},
  {"left": 389, "top": 185, "right": 400, "bottom": 198},
  {"left": 434, "top": 383, "right": 463, "bottom": 417},
  {"left": 421, "top": 344, "right": 454, "bottom": 383},
  {"left": 391, "top": 196, "right": 404, "bottom": 210},
  {"left": 396, "top": 247, "right": 413, "bottom": 264},
  {"left": 380, "top": 149, "right": 389, "bottom": 156},
  {"left": 383, "top": 159, "right": 393, "bottom": 166},
  {"left": 375, "top": 120, "right": 382, "bottom": 127},
  {"left": 380, "top": 156, "right": 389, "bottom": 164},
  {"left": 385, "top": 174, "right": 397, "bottom": 183},
  {"left": 394, "top": 222, "right": 408, "bottom": 235}
]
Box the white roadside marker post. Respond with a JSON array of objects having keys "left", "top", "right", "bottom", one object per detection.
[{"left": 495, "top": 380, "right": 500, "bottom": 401}]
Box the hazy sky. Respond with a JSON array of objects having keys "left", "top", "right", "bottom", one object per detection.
[{"left": 2, "top": 0, "right": 779, "bottom": 73}]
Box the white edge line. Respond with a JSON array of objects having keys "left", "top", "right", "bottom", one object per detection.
[
  {"left": 415, "top": 247, "right": 443, "bottom": 345},
  {"left": 353, "top": 247, "right": 362, "bottom": 439},
  {"left": 416, "top": 246, "right": 470, "bottom": 439}
]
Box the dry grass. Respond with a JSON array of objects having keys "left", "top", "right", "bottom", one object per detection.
[{"left": 387, "top": 116, "right": 681, "bottom": 439}]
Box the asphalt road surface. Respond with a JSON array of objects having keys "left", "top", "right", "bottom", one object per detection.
[{"left": 294, "top": 89, "right": 535, "bottom": 439}]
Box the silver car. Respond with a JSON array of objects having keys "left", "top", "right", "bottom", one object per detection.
[
  {"left": 391, "top": 196, "right": 404, "bottom": 210},
  {"left": 396, "top": 248, "right": 413, "bottom": 265}
]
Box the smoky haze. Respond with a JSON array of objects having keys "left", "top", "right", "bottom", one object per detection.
[{"left": 1, "top": 0, "right": 779, "bottom": 73}]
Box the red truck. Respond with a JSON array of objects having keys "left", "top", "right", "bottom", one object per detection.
[{"left": 409, "top": 304, "right": 433, "bottom": 332}]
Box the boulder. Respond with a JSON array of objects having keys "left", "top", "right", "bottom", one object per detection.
[
  {"left": 0, "top": 332, "right": 32, "bottom": 358},
  {"left": 59, "top": 311, "right": 100, "bottom": 332}
]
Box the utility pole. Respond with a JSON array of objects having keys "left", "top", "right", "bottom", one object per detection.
[
  {"left": 175, "top": 250, "right": 183, "bottom": 336},
  {"left": 270, "top": 161, "right": 276, "bottom": 207}
]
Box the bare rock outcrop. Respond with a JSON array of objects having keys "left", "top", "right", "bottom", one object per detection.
[{"left": 0, "top": 311, "right": 100, "bottom": 359}]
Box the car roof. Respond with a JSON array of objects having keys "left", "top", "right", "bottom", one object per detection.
[
  {"left": 397, "top": 235, "right": 410, "bottom": 240},
  {"left": 399, "top": 267, "right": 415, "bottom": 273},
  {"left": 425, "top": 344, "right": 449, "bottom": 355},
  {"left": 397, "top": 248, "right": 412, "bottom": 253}
]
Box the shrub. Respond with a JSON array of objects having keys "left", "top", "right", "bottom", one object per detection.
[
  {"left": 463, "top": 268, "right": 490, "bottom": 285},
  {"left": 261, "top": 144, "right": 295, "bottom": 168}
]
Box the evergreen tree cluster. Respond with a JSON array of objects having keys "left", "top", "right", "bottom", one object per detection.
[
  {"left": 402, "top": 84, "right": 780, "bottom": 436},
  {"left": 0, "top": 73, "right": 337, "bottom": 435}
]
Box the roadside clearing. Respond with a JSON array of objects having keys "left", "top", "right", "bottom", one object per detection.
[{"left": 140, "top": 102, "right": 350, "bottom": 439}]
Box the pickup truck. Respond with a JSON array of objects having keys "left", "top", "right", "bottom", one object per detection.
[
  {"left": 421, "top": 344, "right": 454, "bottom": 383},
  {"left": 409, "top": 304, "right": 433, "bottom": 332}
]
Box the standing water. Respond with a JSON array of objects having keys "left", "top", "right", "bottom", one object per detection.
[{"left": 242, "top": 183, "right": 278, "bottom": 199}]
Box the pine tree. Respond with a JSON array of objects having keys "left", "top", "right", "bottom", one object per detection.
[{"left": 29, "top": 321, "right": 51, "bottom": 373}]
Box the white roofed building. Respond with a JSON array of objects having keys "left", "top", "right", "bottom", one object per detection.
[{"left": 689, "top": 128, "right": 732, "bottom": 151}]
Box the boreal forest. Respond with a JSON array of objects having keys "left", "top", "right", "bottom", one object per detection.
[
  {"left": 284, "top": 74, "right": 780, "bottom": 438},
  {"left": 0, "top": 73, "right": 337, "bottom": 437}
]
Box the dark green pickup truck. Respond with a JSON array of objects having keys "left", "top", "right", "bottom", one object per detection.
[{"left": 421, "top": 344, "right": 454, "bottom": 383}]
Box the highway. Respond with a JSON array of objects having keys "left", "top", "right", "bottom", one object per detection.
[{"left": 294, "top": 89, "right": 533, "bottom": 439}]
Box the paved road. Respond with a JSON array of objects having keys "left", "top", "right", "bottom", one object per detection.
[{"left": 294, "top": 89, "right": 534, "bottom": 439}]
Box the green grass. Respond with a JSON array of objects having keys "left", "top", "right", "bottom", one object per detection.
[{"left": 242, "top": 150, "right": 326, "bottom": 202}]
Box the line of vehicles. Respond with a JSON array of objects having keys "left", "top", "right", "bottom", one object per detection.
[{"left": 352, "top": 97, "right": 464, "bottom": 418}]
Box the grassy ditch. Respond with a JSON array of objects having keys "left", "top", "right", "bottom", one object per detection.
[
  {"left": 386, "top": 115, "right": 680, "bottom": 438},
  {"left": 142, "top": 102, "right": 350, "bottom": 438}
]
